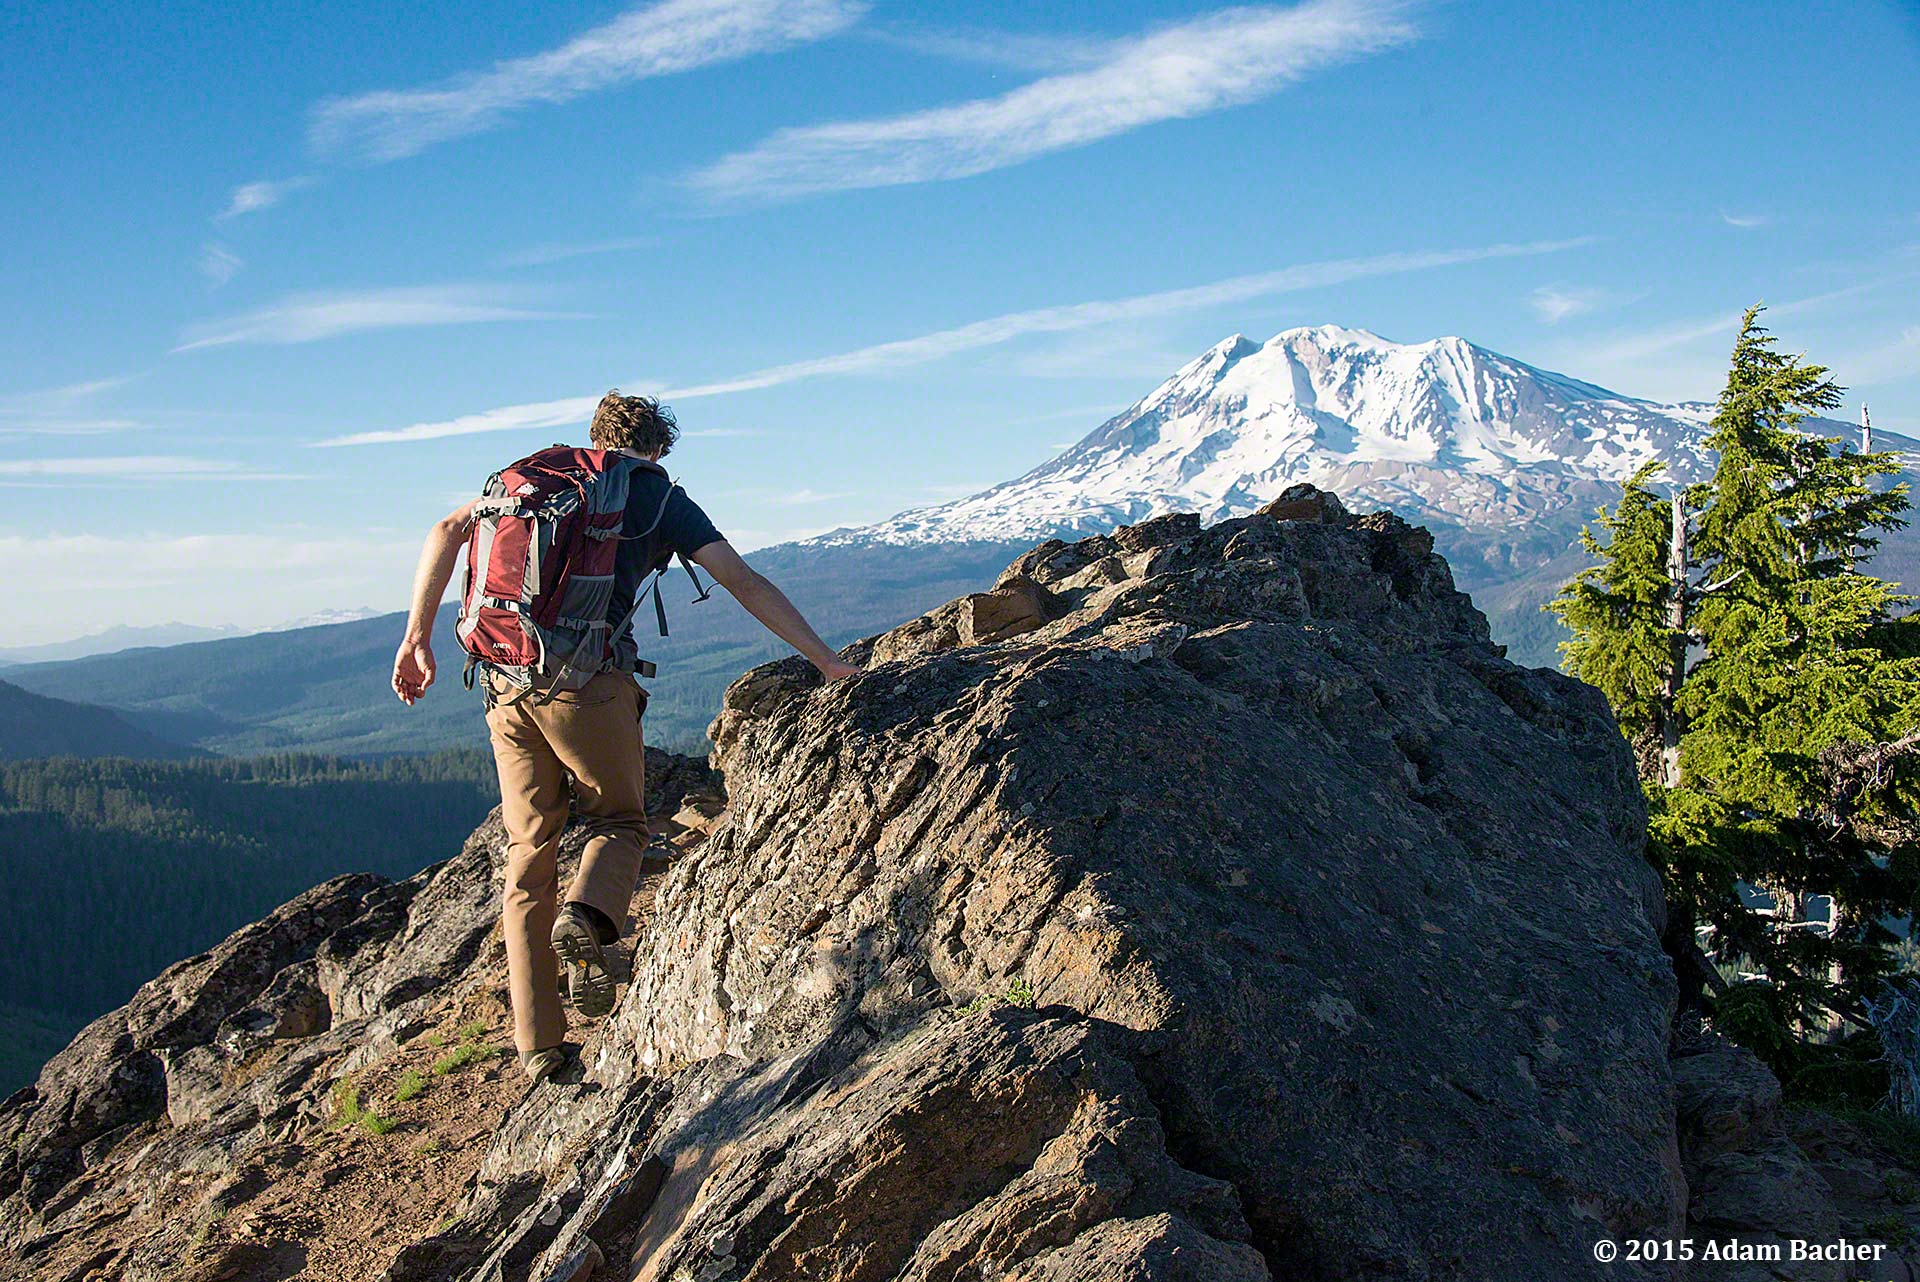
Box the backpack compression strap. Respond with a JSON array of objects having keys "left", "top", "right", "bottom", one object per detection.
[{"left": 527, "top": 464, "right": 687, "bottom": 705}]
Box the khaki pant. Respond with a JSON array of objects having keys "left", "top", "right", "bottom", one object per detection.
[{"left": 484, "top": 670, "right": 648, "bottom": 1055}]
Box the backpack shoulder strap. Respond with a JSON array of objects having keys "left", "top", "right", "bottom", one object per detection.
[{"left": 679, "top": 551, "right": 712, "bottom": 602}]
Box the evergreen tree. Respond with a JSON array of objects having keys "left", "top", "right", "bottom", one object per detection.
[
  {"left": 1554, "top": 307, "right": 1920, "bottom": 1079},
  {"left": 1551, "top": 463, "right": 1688, "bottom": 778},
  {"left": 1552, "top": 463, "right": 1671, "bottom": 736}
]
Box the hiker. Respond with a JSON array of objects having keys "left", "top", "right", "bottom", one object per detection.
[{"left": 391, "top": 391, "right": 860, "bottom": 1084}]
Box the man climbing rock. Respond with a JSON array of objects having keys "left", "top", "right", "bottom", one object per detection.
[{"left": 391, "top": 391, "right": 860, "bottom": 1084}]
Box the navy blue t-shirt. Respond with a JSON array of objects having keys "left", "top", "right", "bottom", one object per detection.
[{"left": 611, "top": 468, "right": 723, "bottom": 631}]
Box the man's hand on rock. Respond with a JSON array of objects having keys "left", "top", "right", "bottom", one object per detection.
[{"left": 815, "top": 656, "right": 863, "bottom": 682}]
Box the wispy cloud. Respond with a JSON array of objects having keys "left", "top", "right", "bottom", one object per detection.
[
  {"left": 653, "top": 239, "right": 1583, "bottom": 398},
  {"left": 712, "top": 485, "right": 859, "bottom": 504},
  {"left": 1839, "top": 326, "right": 1920, "bottom": 387},
  {"left": 317, "top": 235, "right": 1583, "bottom": 446},
  {"left": 1528, "top": 285, "right": 1614, "bottom": 324},
  {"left": 1540, "top": 257, "right": 1920, "bottom": 404},
  {"left": 218, "top": 176, "right": 316, "bottom": 220},
  {"left": 199, "top": 243, "right": 243, "bottom": 288},
  {"left": 1721, "top": 211, "right": 1768, "bottom": 229},
  {"left": 0, "top": 377, "right": 138, "bottom": 436},
  {"left": 0, "top": 456, "right": 303, "bottom": 483},
  {"left": 865, "top": 24, "right": 1109, "bottom": 73},
  {"left": 497, "top": 236, "right": 656, "bottom": 268},
  {"left": 318, "top": 393, "right": 614, "bottom": 449},
  {"left": 1583, "top": 278, "right": 1911, "bottom": 368},
  {"left": 310, "top": 0, "right": 866, "bottom": 163},
  {"left": 0, "top": 378, "right": 125, "bottom": 411},
  {"left": 689, "top": 0, "right": 1419, "bottom": 205},
  {"left": 0, "top": 418, "right": 139, "bottom": 437},
  {"left": 175, "top": 285, "right": 590, "bottom": 352}
]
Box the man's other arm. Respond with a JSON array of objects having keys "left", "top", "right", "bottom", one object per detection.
[
  {"left": 689, "top": 540, "right": 861, "bottom": 681},
  {"left": 392, "top": 500, "right": 476, "bottom": 704}
]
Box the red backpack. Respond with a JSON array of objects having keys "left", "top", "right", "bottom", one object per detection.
[{"left": 455, "top": 445, "right": 704, "bottom": 705}]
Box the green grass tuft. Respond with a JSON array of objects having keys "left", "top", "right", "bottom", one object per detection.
[
  {"left": 432, "top": 1041, "right": 502, "bottom": 1076},
  {"left": 393, "top": 1069, "right": 428, "bottom": 1103},
  {"left": 330, "top": 1079, "right": 364, "bottom": 1129},
  {"left": 331, "top": 1079, "right": 399, "bottom": 1136}
]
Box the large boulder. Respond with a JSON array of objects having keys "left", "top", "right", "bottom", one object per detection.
[{"left": 596, "top": 497, "right": 1680, "bottom": 1278}]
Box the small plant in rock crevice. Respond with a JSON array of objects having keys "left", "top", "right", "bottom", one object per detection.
[{"left": 962, "top": 977, "right": 1036, "bottom": 1013}]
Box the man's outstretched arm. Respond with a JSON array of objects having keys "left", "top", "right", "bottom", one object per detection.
[
  {"left": 393, "top": 500, "right": 476, "bottom": 704},
  {"left": 690, "top": 540, "right": 861, "bottom": 681}
]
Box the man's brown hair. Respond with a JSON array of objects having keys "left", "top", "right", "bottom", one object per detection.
[{"left": 590, "top": 390, "right": 678, "bottom": 457}]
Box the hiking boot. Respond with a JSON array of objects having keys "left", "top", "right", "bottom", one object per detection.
[
  {"left": 551, "top": 904, "right": 619, "bottom": 1019},
  {"left": 520, "top": 1043, "right": 580, "bottom": 1086}
]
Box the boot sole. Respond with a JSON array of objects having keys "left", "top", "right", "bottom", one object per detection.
[{"left": 552, "top": 919, "right": 618, "bottom": 1019}]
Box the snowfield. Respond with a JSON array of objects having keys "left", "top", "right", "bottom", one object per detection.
[{"left": 808, "top": 324, "right": 1882, "bottom": 548}]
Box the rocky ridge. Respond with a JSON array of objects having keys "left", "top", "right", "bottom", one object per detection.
[{"left": 4, "top": 488, "right": 1909, "bottom": 1281}]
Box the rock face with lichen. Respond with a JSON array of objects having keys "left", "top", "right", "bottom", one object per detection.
[
  {"left": 4, "top": 489, "right": 1724, "bottom": 1281},
  {"left": 586, "top": 489, "right": 1683, "bottom": 1280}
]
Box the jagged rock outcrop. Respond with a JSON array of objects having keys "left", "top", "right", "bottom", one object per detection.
[
  {"left": 0, "top": 749, "right": 721, "bottom": 1281},
  {"left": 13, "top": 488, "right": 1878, "bottom": 1281},
  {"left": 572, "top": 492, "right": 1682, "bottom": 1281}
]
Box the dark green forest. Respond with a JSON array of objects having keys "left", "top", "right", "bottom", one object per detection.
[{"left": 0, "top": 751, "right": 497, "bottom": 1095}]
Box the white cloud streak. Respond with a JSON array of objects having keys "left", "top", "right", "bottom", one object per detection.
[
  {"left": 317, "top": 236, "right": 1584, "bottom": 447},
  {"left": 0, "top": 377, "right": 139, "bottom": 436},
  {"left": 1840, "top": 326, "right": 1920, "bottom": 387},
  {"left": 689, "top": 0, "right": 1419, "bottom": 205},
  {"left": 319, "top": 394, "right": 612, "bottom": 449},
  {"left": 654, "top": 239, "right": 1586, "bottom": 398},
  {"left": 218, "top": 176, "right": 316, "bottom": 220},
  {"left": 0, "top": 456, "right": 303, "bottom": 483},
  {"left": 200, "top": 243, "right": 244, "bottom": 288},
  {"left": 0, "top": 419, "right": 140, "bottom": 437},
  {"left": 498, "top": 237, "right": 656, "bottom": 268},
  {"left": 0, "top": 378, "right": 124, "bottom": 408},
  {"left": 174, "top": 286, "right": 590, "bottom": 352},
  {"left": 1721, "top": 211, "right": 1768, "bottom": 229},
  {"left": 1528, "top": 285, "right": 1612, "bottom": 324},
  {"left": 864, "top": 25, "right": 1109, "bottom": 73},
  {"left": 310, "top": 0, "right": 867, "bottom": 163},
  {"left": 1582, "top": 278, "right": 1911, "bottom": 368},
  {"left": 712, "top": 485, "right": 859, "bottom": 504}
]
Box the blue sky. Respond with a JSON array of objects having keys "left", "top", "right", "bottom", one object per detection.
[{"left": 4, "top": 0, "right": 1917, "bottom": 641}]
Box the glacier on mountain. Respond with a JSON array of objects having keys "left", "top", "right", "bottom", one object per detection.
[{"left": 808, "top": 324, "right": 1879, "bottom": 549}]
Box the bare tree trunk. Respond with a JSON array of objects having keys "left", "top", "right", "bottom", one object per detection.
[{"left": 1662, "top": 492, "right": 1688, "bottom": 789}]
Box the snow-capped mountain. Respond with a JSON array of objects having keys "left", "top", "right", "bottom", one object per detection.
[
  {"left": 268, "top": 607, "right": 380, "bottom": 632},
  {"left": 812, "top": 325, "right": 1883, "bottom": 549}
]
